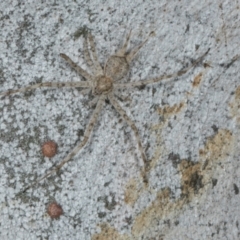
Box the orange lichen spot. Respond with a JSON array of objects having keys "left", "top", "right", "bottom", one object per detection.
[
  {"left": 42, "top": 140, "right": 58, "bottom": 158},
  {"left": 47, "top": 202, "right": 63, "bottom": 219}
]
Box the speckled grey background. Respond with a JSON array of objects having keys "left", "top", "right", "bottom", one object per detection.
[{"left": 0, "top": 1, "right": 239, "bottom": 239}]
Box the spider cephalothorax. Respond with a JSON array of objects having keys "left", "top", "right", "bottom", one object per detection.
[{"left": 93, "top": 75, "right": 113, "bottom": 95}]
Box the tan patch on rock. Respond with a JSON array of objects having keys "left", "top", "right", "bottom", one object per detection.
[
  {"left": 130, "top": 128, "right": 234, "bottom": 239},
  {"left": 149, "top": 102, "right": 185, "bottom": 171},
  {"left": 91, "top": 223, "right": 131, "bottom": 240},
  {"left": 199, "top": 129, "right": 233, "bottom": 162},
  {"left": 149, "top": 122, "right": 166, "bottom": 170},
  {"left": 234, "top": 86, "right": 240, "bottom": 100},
  {"left": 124, "top": 178, "right": 140, "bottom": 206},
  {"left": 131, "top": 188, "right": 181, "bottom": 238},
  {"left": 229, "top": 86, "right": 240, "bottom": 124},
  {"left": 115, "top": 81, "right": 235, "bottom": 239},
  {"left": 192, "top": 72, "right": 203, "bottom": 87},
  {"left": 179, "top": 160, "right": 203, "bottom": 200},
  {"left": 157, "top": 102, "right": 185, "bottom": 118}
]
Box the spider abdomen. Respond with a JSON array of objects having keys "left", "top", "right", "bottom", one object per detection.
[{"left": 105, "top": 56, "right": 129, "bottom": 81}]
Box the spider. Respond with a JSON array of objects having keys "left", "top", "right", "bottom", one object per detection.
[{"left": 0, "top": 31, "right": 209, "bottom": 192}]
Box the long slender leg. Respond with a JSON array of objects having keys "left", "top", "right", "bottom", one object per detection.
[
  {"left": 114, "top": 49, "right": 210, "bottom": 89},
  {"left": 22, "top": 95, "right": 105, "bottom": 192},
  {"left": 0, "top": 81, "right": 91, "bottom": 98},
  {"left": 83, "top": 36, "right": 95, "bottom": 72},
  {"left": 87, "top": 33, "right": 103, "bottom": 74},
  {"left": 126, "top": 31, "right": 154, "bottom": 63},
  {"left": 60, "top": 53, "right": 93, "bottom": 81},
  {"left": 108, "top": 94, "right": 149, "bottom": 184},
  {"left": 115, "top": 30, "right": 132, "bottom": 56}
]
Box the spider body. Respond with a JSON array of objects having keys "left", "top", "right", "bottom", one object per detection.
[
  {"left": 105, "top": 56, "right": 129, "bottom": 81},
  {"left": 0, "top": 30, "right": 209, "bottom": 192},
  {"left": 93, "top": 75, "right": 113, "bottom": 95}
]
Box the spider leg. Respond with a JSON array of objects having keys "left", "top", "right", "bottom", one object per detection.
[
  {"left": 115, "top": 30, "right": 132, "bottom": 56},
  {"left": 87, "top": 33, "right": 103, "bottom": 74},
  {"left": 83, "top": 35, "right": 95, "bottom": 72},
  {"left": 114, "top": 49, "right": 210, "bottom": 89},
  {"left": 88, "top": 96, "right": 99, "bottom": 108},
  {"left": 126, "top": 31, "right": 154, "bottom": 63},
  {"left": 108, "top": 94, "right": 149, "bottom": 184},
  {"left": 0, "top": 81, "right": 90, "bottom": 98},
  {"left": 22, "top": 95, "right": 105, "bottom": 193},
  {"left": 60, "top": 53, "right": 93, "bottom": 81}
]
